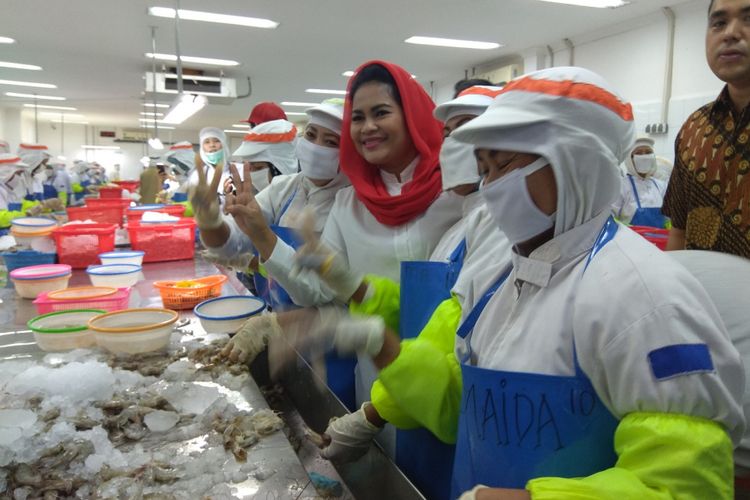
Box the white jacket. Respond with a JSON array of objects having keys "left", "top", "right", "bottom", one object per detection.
[{"left": 464, "top": 212, "right": 745, "bottom": 445}]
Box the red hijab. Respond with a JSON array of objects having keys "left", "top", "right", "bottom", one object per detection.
[{"left": 340, "top": 60, "right": 443, "bottom": 226}]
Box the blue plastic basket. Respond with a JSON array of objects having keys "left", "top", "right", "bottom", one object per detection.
[{"left": 0, "top": 250, "right": 57, "bottom": 274}]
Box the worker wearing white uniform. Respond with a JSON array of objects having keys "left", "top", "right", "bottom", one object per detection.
[
  {"left": 48, "top": 160, "right": 72, "bottom": 207},
  {"left": 612, "top": 136, "right": 668, "bottom": 228},
  {"left": 163, "top": 141, "right": 195, "bottom": 203},
  {"left": 0, "top": 140, "right": 9, "bottom": 154},
  {"left": 0, "top": 155, "right": 29, "bottom": 230},
  {"left": 197, "top": 127, "right": 231, "bottom": 195},
  {"left": 438, "top": 67, "right": 744, "bottom": 499},
  {"left": 222, "top": 61, "right": 462, "bottom": 458},
  {"left": 17, "top": 143, "right": 50, "bottom": 202}
]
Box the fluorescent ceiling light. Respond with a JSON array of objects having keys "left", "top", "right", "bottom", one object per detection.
[
  {"left": 405, "top": 36, "right": 501, "bottom": 50},
  {"left": 140, "top": 112, "right": 164, "bottom": 117},
  {"left": 0, "top": 79, "right": 56, "bottom": 89},
  {"left": 305, "top": 89, "right": 347, "bottom": 95},
  {"left": 139, "top": 118, "right": 168, "bottom": 123},
  {"left": 161, "top": 93, "right": 208, "bottom": 124},
  {"left": 224, "top": 129, "right": 247, "bottom": 134},
  {"left": 281, "top": 101, "right": 319, "bottom": 107},
  {"left": 149, "top": 7, "right": 279, "bottom": 29},
  {"left": 145, "top": 52, "right": 239, "bottom": 67},
  {"left": 536, "top": 0, "right": 628, "bottom": 6},
  {"left": 232, "top": 123, "right": 250, "bottom": 128},
  {"left": 82, "top": 145, "right": 120, "bottom": 150},
  {"left": 0, "top": 61, "right": 42, "bottom": 71},
  {"left": 155, "top": 125, "right": 175, "bottom": 130},
  {"left": 144, "top": 102, "right": 170, "bottom": 108},
  {"left": 0, "top": 37, "right": 15, "bottom": 44},
  {"left": 6, "top": 92, "right": 65, "bottom": 100},
  {"left": 148, "top": 138, "right": 165, "bottom": 150},
  {"left": 285, "top": 112, "right": 307, "bottom": 116},
  {"left": 23, "top": 104, "right": 77, "bottom": 111}
]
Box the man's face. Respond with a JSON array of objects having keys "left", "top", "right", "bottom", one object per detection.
[{"left": 706, "top": 0, "right": 750, "bottom": 86}]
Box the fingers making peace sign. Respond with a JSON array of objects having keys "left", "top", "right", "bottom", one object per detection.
[
  {"left": 224, "top": 162, "right": 278, "bottom": 260},
  {"left": 189, "top": 154, "right": 224, "bottom": 230}
]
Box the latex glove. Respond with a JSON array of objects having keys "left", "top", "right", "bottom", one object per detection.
[
  {"left": 320, "top": 404, "right": 381, "bottom": 462},
  {"left": 25, "top": 204, "right": 43, "bottom": 217},
  {"left": 156, "top": 190, "right": 170, "bottom": 204},
  {"left": 314, "top": 308, "right": 386, "bottom": 357},
  {"left": 293, "top": 211, "right": 363, "bottom": 303},
  {"left": 42, "top": 198, "right": 63, "bottom": 212},
  {"left": 221, "top": 313, "right": 280, "bottom": 364},
  {"left": 189, "top": 156, "right": 224, "bottom": 230},
  {"left": 201, "top": 250, "right": 255, "bottom": 272},
  {"left": 458, "top": 485, "right": 490, "bottom": 500}
]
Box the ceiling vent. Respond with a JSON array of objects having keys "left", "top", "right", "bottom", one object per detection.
[{"left": 144, "top": 71, "right": 237, "bottom": 104}]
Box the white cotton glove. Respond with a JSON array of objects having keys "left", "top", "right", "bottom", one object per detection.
[
  {"left": 25, "top": 204, "right": 43, "bottom": 217},
  {"left": 221, "top": 313, "right": 280, "bottom": 364},
  {"left": 320, "top": 404, "right": 381, "bottom": 463},
  {"left": 458, "top": 485, "right": 490, "bottom": 500},
  {"left": 315, "top": 309, "right": 386, "bottom": 357},
  {"left": 201, "top": 250, "right": 255, "bottom": 272}
]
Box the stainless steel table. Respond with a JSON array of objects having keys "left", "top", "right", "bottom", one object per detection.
[{"left": 0, "top": 256, "right": 425, "bottom": 500}]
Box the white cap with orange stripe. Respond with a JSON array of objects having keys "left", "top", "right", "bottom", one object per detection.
[
  {"left": 17, "top": 143, "right": 50, "bottom": 171},
  {"left": 453, "top": 66, "right": 636, "bottom": 237},
  {"left": 0, "top": 140, "right": 9, "bottom": 155},
  {"left": 232, "top": 119, "right": 299, "bottom": 175},
  {"left": 0, "top": 154, "right": 27, "bottom": 184},
  {"left": 433, "top": 85, "right": 503, "bottom": 123},
  {"left": 165, "top": 141, "right": 195, "bottom": 177}
]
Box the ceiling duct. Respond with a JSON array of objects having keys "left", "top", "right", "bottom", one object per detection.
[{"left": 144, "top": 71, "right": 237, "bottom": 104}]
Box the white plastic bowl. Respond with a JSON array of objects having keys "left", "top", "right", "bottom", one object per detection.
[
  {"left": 10, "top": 217, "right": 57, "bottom": 230},
  {"left": 193, "top": 295, "right": 266, "bottom": 334},
  {"left": 99, "top": 250, "right": 145, "bottom": 266},
  {"left": 12, "top": 274, "right": 71, "bottom": 299},
  {"left": 86, "top": 263, "right": 142, "bottom": 288},
  {"left": 88, "top": 308, "right": 178, "bottom": 354},
  {"left": 27, "top": 309, "right": 104, "bottom": 351}
]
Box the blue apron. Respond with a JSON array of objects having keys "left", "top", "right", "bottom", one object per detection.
[
  {"left": 74, "top": 180, "right": 90, "bottom": 202},
  {"left": 43, "top": 183, "right": 58, "bottom": 200},
  {"left": 451, "top": 217, "right": 620, "bottom": 496},
  {"left": 8, "top": 202, "right": 22, "bottom": 212},
  {"left": 395, "top": 239, "right": 466, "bottom": 500},
  {"left": 25, "top": 193, "right": 42, "bottom": 202},
  {"left": 249, "top": 186, "right": 357, "bottom": 410},
  {"left": 627, "top": 175, "right": 666, "bottom": 228}
]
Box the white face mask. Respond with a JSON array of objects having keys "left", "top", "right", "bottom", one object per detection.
[
  {"left": 439, "top": 136, "right": 481, "bottom": 191},
  {"left": 481, "top": 157, "right": 556, "bottom": 245},
  {"left": 632, "top": 153, "right": 656, "bottom": 175},
  {"left": 249, "top": 168, "right": 271, "bottom": 191},
  {"left": 295, "top": 138, "right": 339, "bottom": 181}
]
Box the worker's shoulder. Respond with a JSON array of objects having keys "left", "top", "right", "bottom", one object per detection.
[{"left": 331, "top": 185, "right": 356, "bottom": 206}]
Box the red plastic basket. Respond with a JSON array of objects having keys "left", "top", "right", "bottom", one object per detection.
[
  {"left": 114, "top": 180, "right": 140, "bottom": 192},
  {"left": 126, "top": 218, "right": 196, "bottom": 263},
  {"left": 67, "top": 205, "right": 123, "bottom": 227},
  {"left": 125, "top": 205, "right": 186, "bottom": 224},
  {"left": 52, "top": 223, "right": 117, "bottom": 268},
  {"left": 33, "top": 286, "right": 131, "bottom": 314},
  {"left": 85, "top": 197, "right": 132, "bottom": 210},
  {"left": 99, "top": 187, "right": 124, "bottom": 198},
  {"left": 630, "top": 226, "right": 669, "bottom": 250}
]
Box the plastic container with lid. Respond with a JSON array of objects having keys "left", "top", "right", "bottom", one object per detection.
[
  {"left": 88, "top": 308, "right": 179, "bottom": 354},
  {"left": 99, "top": 250, "right": 145, "bottom": 266},
  {"left": 127, "top": 218, "right": 196, "bottom": 263},
  {"left": 52, "top": 223, "right": 117, "bottom": 268},
  {"left": 10, "top": 264, "right": 73, "bottom": 299},
  {"left": 34, "top": 286, "right": 131, "bottom": 314},
  {"left": 27, "top": 309, "right": 104, "bottom": 351},
  {"left": 86, "top": 263, "right": 142, "bottom": 288},
  {"left": 153, "top": 275, "right": 227, "bottom": 310},
  {"left": 194, "top": 295, "right": 266, "bottom": 334}
]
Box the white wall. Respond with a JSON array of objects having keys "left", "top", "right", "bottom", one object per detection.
[{"left": 430, "top": 0, "right": 722, "bottom": 163}]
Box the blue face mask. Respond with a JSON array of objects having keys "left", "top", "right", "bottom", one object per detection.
[{"left": 205, "top": 150, "right": 224, "bottom": 165}]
